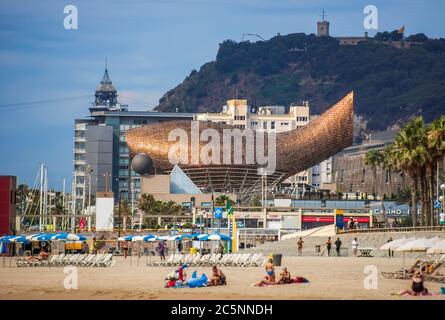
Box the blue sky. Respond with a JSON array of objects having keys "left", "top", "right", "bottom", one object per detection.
[{"left": 1, "top": 0, "right": 444, "bottom": 190}]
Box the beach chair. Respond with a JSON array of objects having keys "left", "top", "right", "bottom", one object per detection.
[
  {"left": 242, "top": 253, "right": 259, "bottom": 267},
  {"left": 80, "top": 254, "right": 96, "bottom": 267},
  {"left": 50, "top": 253, "right": 65, "bottom": 267},
  {"left": 58, "top": 254, "right": 73, "bottom": 267},
  {"left": 98, "top": 254, "right": 113, "bottom": 267},
  {"left": 154, "top": 254, "right": 174, "bottom": 267},
  {"left": 252, "top": 253, "right": 266, "bottom": 267},
  {"left": 189, "top": 253, "right": 202, "bottom": 267},
  {"left": 225, "top": 254, "right": 242, "bottom": 267},
  {"left": 39, "top": 254, "right": 59, "bottom": 267},
  {"left": 235, "top": 254, "right": 251, "bottom": 267},
  {"left": 91, "top": 254, "right": 107, "bottom": 267},
  {"left": 204, "top": 254, "right": 218, "bottom": 267},
  {"left": 179, "top": 254, "right": 192, "bottom": 265},
  {"left": 65, "top": 254, "right": 80, "bottom": 266},
  {"left": 72, "top": 254, "right": 86, "bottom": 266},
  {"left": 221, "top": 254, "right": 235, "bottom": 266},
  {"left": 216, "top": 254, "right": 230, "bottom": 266},
  {"left": 198, "top": 254, "right": 212, "bottom": 266}
]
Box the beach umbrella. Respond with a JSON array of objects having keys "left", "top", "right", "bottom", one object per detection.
[
  {"left": 0, "top": 235, "right": 16, "bottom": 242},
  {"left": 198, "top": 233, "right": 231, "bottom": 241},
  {"left": 118, "top": 235, "right": 134, "bottom": 241},
  {"left": 8, "top": 235, "right": 29, "bottom": 243},
  {"left": 426, "top": 239, "right": 445, "bottom": 255},
  {"left": 31, "top": 234, "right": 54, "bottom": 242},
  {"left": 167, "top": 234, "right": 193, "bottom": 241},
  {"left": 156, "top": 235, "right": 170, "bottom": 241},
  {"left": 397, "top": 237, "right": 441, "bottom": 252},
  {"left": 131, "top": 235, "right": 145, "bottom": 242},
  {"left": 25, "top": 233, "right": 45, "bottom": 241},
  {"left": 51, "top": 233, "right": 87, "bottom": 241},
  {"left": 142, "top": 235, "right": 155, "bottom": 242},
  {"left": 379, "top": 237, "right": 415, "bottom": 251}
]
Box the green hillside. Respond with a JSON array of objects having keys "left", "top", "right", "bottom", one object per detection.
[{"left": 154, "top": 32, "right": 445, "bottom": 130}]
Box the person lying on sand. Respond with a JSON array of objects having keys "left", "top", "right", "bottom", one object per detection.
[
  {"left": 208, "top": 265, "right": 227, "bottom": 286},
  {"left": 395, "top": 272, "right": 430, "bottom": 296},
  {"left": 277, "top": 267, "right": 292, "bottom": 284},
  {"left": 255, "top": 258, "right": 276, "bottom": 286}
]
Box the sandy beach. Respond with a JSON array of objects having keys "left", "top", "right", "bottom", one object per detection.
[{"left": 0, "top": 255, "right": 444, "bottom": 300}]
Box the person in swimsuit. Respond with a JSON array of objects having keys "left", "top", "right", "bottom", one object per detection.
[
  {"left": 256, "top": 258, "right": 275, "bottom": 286},
  {"left": 277, "top": 267, "right": 292, "bottom": 284},
  {"left": 297, "top": 238, "right": 304, "bottom": 256},
  {"left": 399, "top": 272, "right": 429, "bottom": 296},
  {"left": 209, "top": 265, "right": 227, "bottom": 286}
]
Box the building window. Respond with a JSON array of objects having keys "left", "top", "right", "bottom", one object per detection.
[
  {"left": 234, "top": 116, "right": 245, "bottom": 121},
  {"left": 271, "top": 121, "right": 275, "bottom": 129},
  {"left": 263, "top": 122, "right": 268, "bottom": 129},
  {"left": 280, "top": 122, "right": 289, "bottom": 126}
]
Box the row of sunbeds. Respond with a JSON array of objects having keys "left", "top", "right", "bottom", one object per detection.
[
  {"left": 381, "top": 256, "right": 445, "bottom": 283},
  {"left": 16, "top": 253, "right": 115, "bottom": 268},
  {"left": 148, "top": 252, "right": 266, "bottom": 267}
]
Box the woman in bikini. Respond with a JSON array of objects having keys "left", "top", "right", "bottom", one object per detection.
[{"left": 256, "top": 258, "right": 275, "bottom": 286}]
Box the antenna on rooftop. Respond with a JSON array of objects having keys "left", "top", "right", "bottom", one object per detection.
[{"left": 320, "top": 9, "right": 327, "bottom": 22}]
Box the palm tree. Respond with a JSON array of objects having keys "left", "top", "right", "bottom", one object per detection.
[
  {"left": 387, "top": 117, "right": 429, "bottom": 227},
  {"left": 427, "top": 116, "right": 445, "bottom": 225}
]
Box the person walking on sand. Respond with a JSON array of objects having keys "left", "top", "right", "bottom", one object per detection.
[
  {"left": 122, "top": 241, "right": 129, "bottom": 259},
  {"left": 387, "top": 237, "right": 394, "bottom": 258},
  {"left": 158, "top": 240, "right": 166, "bottom": 261},
  {"left": 297, "top": 237, "right": 304, "bottom": 256},
  {"left": 176, "top": 240, "right": 183, "bottom": 254},
  {"left": 326, "top": 237, "right": 332, "bottom": 257},
  {"left": 352, "top": 237, "right": 359, "bottom": 257},
  {"left": 335, "top": 237, "right": 342, "bottom": 256}
]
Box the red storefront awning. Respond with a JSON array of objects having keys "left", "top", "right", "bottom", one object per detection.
[{"left": 302, "top": 216, "right": 370, "bottom": 223}]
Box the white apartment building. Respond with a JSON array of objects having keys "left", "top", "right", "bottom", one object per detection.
[{"left": 195, "top": 99, "right": 333, "bottom": 190}]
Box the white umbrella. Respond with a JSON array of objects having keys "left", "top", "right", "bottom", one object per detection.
[
  {"left": 379, "top": 237, "right": 415, "bottom": 251},
  {"left": 396, "top": 238, "right": 439, "bottom": 252},
  {"left": 426, "top": 239, "right": 445, "bottom": 254}
]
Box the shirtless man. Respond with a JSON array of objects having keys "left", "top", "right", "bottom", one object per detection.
[{"left": 277, "top": 267, "right": 292, "bottom": 284}]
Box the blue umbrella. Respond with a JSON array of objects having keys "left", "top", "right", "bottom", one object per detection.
[
  {"left": 198, "top": 233, "right": 231, "bottom": 241},
  {"left": 9, "top": 235, "right": 29, "bottom": 243},
  {"left": 167, "top": 234, "right": 193, "bottom": 241},
  {"left": 0, "top": 235, "right": 16, "bottom": 242},
  {"left": 52, "top": 233, "right": 87, "bottom": 241},
  {"left": 142, "top": 234, "right": 155, "bottom": 241},
  {"left": 31, "top": 234, "right": 54, "bottom": 241},
  {"left": 118, "top": 235, "right": 134, "bottom": 241}
]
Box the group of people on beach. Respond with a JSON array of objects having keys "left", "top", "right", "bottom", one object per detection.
[
  {"left": 298, "top": 237, "right": 356, "bottom": 257},
  {"left": 254, "top": 258, "right": 308, "bottom": 286},
  {"left": 164, "top": 264, "right": 227, "bottom": 288}
]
